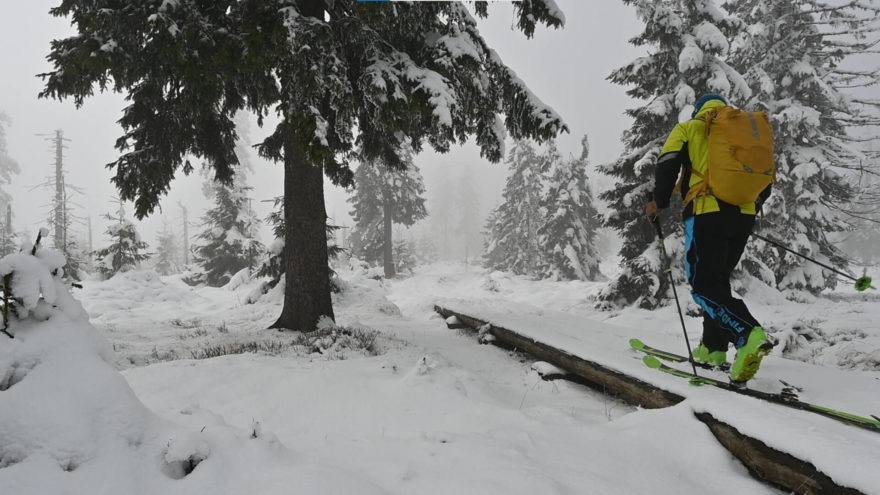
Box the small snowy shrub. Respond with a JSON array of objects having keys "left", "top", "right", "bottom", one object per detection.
[
  {"left": 189, "top": 339, "right": 297, "bottom": 360},
  {"left": 0, "top": 231, "right": 74, "bottom": 335},
  {"left": 294, "top": 323, "right": 381, "bottom": 359}
]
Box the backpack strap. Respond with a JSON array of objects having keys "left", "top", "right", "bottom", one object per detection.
[
  {"left": 672, "top": 162, "right": 687, "bottom": 195},
  {"left": 683, "top": 168, "right": 709, "bottom": 205}
]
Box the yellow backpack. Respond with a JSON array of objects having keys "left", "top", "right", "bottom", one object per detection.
[{"left": 685, "top": 106, "right": 775, "bottom": 206}]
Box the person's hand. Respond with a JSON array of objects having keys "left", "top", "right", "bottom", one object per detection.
[{"left": 645, "top": 201, "right": 659, "bottom": 221}]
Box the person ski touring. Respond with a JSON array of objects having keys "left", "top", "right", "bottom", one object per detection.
[{"left": 645, "top": 94, "right": 775, "bottom": 384}]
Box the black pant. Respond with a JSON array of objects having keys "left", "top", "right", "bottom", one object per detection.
[{"left": 683, "top": 209, "right": 760, "bottom": 350}]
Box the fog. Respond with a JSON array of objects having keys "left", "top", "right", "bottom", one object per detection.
[{"left": 0, "top": 1, "right": 644, "bottom": 262}]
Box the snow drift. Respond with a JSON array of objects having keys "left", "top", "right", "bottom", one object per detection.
[{"left": 0, "top": 244, "right": 314, "bottom": 494}]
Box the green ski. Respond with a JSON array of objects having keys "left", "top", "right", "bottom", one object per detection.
[
  {"left": 629, "top": 338, "right": 728, "bottom": 371},
  {"left": 642, "top": 355, "right": 880, "bottom": 434}
]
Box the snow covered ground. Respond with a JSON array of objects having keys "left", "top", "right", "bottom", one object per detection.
[{"left": 3, "top": 257, "right": 880, "bottom": 494}]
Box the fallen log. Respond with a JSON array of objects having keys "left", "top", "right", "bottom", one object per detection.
[
  {"left": 435, "top": 304, "right": 869, "bottom": 495},
  {"left": 695, "top": 412, "right": 865, "bottom": 495},
  {"left": 435, "top": 304, "right": 681, "bottom": 408}
]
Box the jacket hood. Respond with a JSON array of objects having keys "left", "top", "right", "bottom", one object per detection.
[{"left": 693, "top": 98, "right": 727, "bottom": 119}]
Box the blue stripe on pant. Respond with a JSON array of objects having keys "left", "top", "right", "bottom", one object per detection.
[{"left": 683, "top": 213, "right": 760, "bottom": 349}]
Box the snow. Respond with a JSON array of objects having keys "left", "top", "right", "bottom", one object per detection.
[
  {"left": 2, "top": 247, "right": 880, "bottom": 494},
  {"left": 694, "top": 21, "right": 729, "bottom": 53},
  {"left": 716, "top": 57, "right": 752, "bottom": 101},
  {"left": 674, "top": 83, "right": 695, "bottom": 110},
  {"left": 679, "top": 35, "right": 704, "bottom": 72},
  {"left": 435, "top": 28, "right": 481, "bottom": 65},
  {"left": 403, "top": 58, "right": 456, "bottom": 128},
  {"left": 706, "top": 64, "right": 732, "bottom": 95},
  {"left": 645, "top": 97, "right": 671, "bottom": 117}
]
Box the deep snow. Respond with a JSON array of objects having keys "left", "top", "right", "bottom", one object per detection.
[{"left": 3, "top": 257, "right": 880, "bottom": 494}]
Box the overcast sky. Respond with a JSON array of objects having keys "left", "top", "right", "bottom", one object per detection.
[{"left": 0, "top": 1, "right": 644, "bottom": 251}]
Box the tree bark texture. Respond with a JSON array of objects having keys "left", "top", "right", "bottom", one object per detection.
[
  {"left": 383, "top": 194, "right": 395, "bottom": 279},
  {"left": 271, "top": 122, "right": 334, "bottom": 331}
]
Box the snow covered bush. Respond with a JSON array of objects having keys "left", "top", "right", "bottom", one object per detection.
[
  {"left": 0, "top": 233, "right": 76, "bottom": 336},
  {"left": 293, "top": 321, "right": 382, "bottom": 359},
  {"left": 0, "top": 229, "right": 296, "bottom": 493},
  {"left": 0, "top": 238, "right": 140, "bottom": 475}
]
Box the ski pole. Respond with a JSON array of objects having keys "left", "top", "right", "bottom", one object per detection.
[
  {"left": 650, "top": 215, "right": 699, "bottom": 376},
  {"left": 750, "top": 232, "right": 874, "bottom": 291}
]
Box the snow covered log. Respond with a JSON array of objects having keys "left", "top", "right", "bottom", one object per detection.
[
  {"left": 695, "top": 412, "right": 866, "bottom": 495},
  {"left": 434, "top": 304, "right": 682, "bottom": 408},
  {"left": 434, "top": 304, "right": 870, "bottom": 495}
]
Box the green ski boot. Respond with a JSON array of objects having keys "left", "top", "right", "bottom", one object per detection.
[
  {"left": 730, "top": 327, "right": 773, "bottom": 384},
  {"left": 692, "top": 342, "right": 727, "bottom": 368}
]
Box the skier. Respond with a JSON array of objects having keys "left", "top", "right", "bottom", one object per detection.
[{"left": 645, "top": 94, "right": 774, "bottom": 384}]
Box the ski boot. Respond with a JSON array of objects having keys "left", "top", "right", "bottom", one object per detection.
[{"left": 692, "top": 342, "right": 727, "bottom": 368}]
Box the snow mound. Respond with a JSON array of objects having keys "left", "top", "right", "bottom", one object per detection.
[
  {"left": 334, "top": 267, "right": 402, "bottom": 317},
  {"left": 224, "top": 268, "right": 251, "bottom": 291},
  {"left": 0, "top": 250, "right": 308, "bottom": 494},
  {"left": 80, "top": 269, "right": 201, "bottom": 317}
]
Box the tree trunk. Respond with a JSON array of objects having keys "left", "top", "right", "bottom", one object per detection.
[
  {"left": 383, "top": 194, "right": 395, "bottom": 279},
  {"left": 271, "top": 122, "right": 334, "bottom": 332}
]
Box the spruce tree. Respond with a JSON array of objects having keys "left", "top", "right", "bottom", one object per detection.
[
  {"left": 41, "top": 1, "right": 566, "bottom": 332},
  {"left": 255, "top": 198, "right": 286, "bottom": 291},
  {"left": 454, "top": 166, "right": 482, "bottom": 264},
  {"left": 598, "top": 0, "right": 750, "bottom": 308},
  {"left": 483, "top": 140, "right": 546, "bottom": 276},
  {"left": 392, "top": 233, "right": 418, "bottom": 276},
  {"left": 429, "top": 173, "right": 456, "bottom": 260},
  {"left": 153, "top": 221, "right": 181, "bottom": 276},
  {"left": 0, "top": 113, "right": 20, "bottom": 257},
  {"left": 348, "top": 150, "right": 427, "bottom": 278},
  {"left": 0, "top": 210, "right": 16, "bottom": 258},
  {"left": 192, "top": 168, "right": 263, "bottom": 287},
  {"left": 93, "top": 205, "right": 150, "bottom": 278},
  {"left": 62, "top": 236, "right": 87, "bottom": 281},
  {"left": 481, "top": 206, "right": 505, "bottom": 271},
  {"left": 538, "top": 135, "right": 602, "bottom": 281},
  {"left": 0, "top": 113, "right": 20, "bottom": 221},
  {"left": 726, "top": 0, "right": 880, "bottom": 293},
  {"left": 415, "top": 234, "right": 439, "bottom": 265}
]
